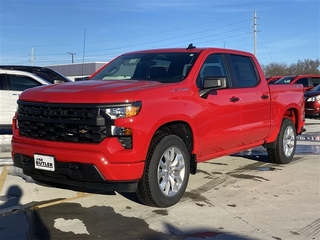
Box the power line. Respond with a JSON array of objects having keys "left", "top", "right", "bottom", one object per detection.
[
  {"left": 1, "top": 13, "right": 253, "bottom": 64},
  {"left": 67, "top": 52, "right": 76, "bottom": 63},
  {"left": 253, "top": 10, "right": 260, "bottom": 56}
]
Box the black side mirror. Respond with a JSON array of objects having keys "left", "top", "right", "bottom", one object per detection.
[
  {"left": 203, "top": 76, "right": 227, "bottom": 89},
  {"left": 199, "top": 77, "right": 227, "bottom": 98}
]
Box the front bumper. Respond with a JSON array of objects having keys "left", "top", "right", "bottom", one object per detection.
[
  {"left": 305, "top": 102, "right": 320, "bottom": 116},
  {"left": 13, "top": 153, "right": 138, "bottom": 192},
  {"left": 305, "top": 108, "right": 320, "bottom": 116},
  {"left": 12, "top": 133, "right": 146, "bottom": 182}
]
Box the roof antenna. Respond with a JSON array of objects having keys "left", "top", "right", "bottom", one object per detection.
[{"left": 186, "top": 43, "right": 196, "bottom": 50}]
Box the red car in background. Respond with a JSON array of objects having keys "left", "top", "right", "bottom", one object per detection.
[
  {"left": 266, "top": 75, "right": 283, "bottom": 84},
  {"left": 275, "top": 74, "right": 320, "bottom": 91},
  {"left": 304, "top": 84, "right": 320, "bottom": 118}
]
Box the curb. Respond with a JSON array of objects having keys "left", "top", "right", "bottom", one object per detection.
[
  {"left": 0, "top": 149, "right": 12, "bottom": 166},
  {"left": 0, "top": 154, "right": 12, "bottom": 165},
  {"left": 0, "top": 159, "right": 13, "bottom": 166}
]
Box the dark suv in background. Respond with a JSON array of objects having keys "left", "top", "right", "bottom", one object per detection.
[{"left": 0, "top": 65, "right": 71, "bottom": 84}]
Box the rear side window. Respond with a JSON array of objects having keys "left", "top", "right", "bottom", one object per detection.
[
  {"left": 311, "top": 77, "right": 320, "bottom": 86},
  {"left": 295, "top": 78, "right": 309, "bottom": 87},
  {"left": 229, "top": 55, "right": 259, "bottom": 88},
  {"left": 8, "top": 75, "right": 42, "bottom": 91}
]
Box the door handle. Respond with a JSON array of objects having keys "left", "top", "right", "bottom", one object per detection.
[
  {"left": 230, "top": 97, "right": 240, "bottom": 102},
  {"left": 261, "top": 94, "right": 269, "bottom": 99}
]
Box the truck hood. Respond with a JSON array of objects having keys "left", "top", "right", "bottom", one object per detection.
[
  {"left": 20, "top": 80, "right": 163, "bottom": 103},
  {"left": 304, "top": 90, "right": 320, "bottom": 98}
]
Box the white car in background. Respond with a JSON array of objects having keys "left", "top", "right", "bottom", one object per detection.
[{"left": 0, "top": 69, "right": 50, "bottom": 132}]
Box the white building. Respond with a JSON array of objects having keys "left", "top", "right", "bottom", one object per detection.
[{"left": 46, "top": 62, "right": 107, "bottom": 81}]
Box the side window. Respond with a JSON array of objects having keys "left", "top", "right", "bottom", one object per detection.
[
  {"left": 8, "top": 75, "right": 42, "bottom": 91},
  {"left": 229, "top": 55, "right": 259, "bottom": 88},
  {"left": 295, "top": 78, "right": 309, "bottom": 87},
  {"left": 311, "top": 77, "right": 320, "bottom": 86},
  {"left": 33, "top": 72, "right": 54, "bottom": 83},
  {"left": 196, "top": 54, "right": 227, "bottom": 88}
]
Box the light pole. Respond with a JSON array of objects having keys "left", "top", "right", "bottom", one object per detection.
[{"left": 67, "top": 52, "right": 76, "bottom": 63}]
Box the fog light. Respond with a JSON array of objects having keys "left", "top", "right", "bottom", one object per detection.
[{"left": 111, "top": 126, "right": 132, "bottom": 136}]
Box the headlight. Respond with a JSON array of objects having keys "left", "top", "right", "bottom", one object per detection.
[
  {"left": 102, "top": 102, "right": 141, "bottom": 119},
  {"left": 306, "top": 95, "right": 320, "bottom": 102},
  {"left": 100, "top": 102, "right": 142, "bottom": 136}
]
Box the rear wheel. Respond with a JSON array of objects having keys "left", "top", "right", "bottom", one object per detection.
[
  {"left": 267, "top": 118, "right": 297, "bottom": 164},
  {"left": 137, "top": 134, "right": 190, "bottom": 208}
]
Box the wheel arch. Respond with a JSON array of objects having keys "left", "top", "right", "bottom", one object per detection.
[
  {"left": 152, "top": 121, "right": 197, "bottom": 174},
  {"left": 283, "top": 107, "right": 303, "bottom": 134},
  {"left": 264, "top": 107, "right": 301, "bottom": 149}
]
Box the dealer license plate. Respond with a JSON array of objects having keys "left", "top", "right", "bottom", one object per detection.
[{"left": 34, "top": 154, "right": 55, "bottom": 171}]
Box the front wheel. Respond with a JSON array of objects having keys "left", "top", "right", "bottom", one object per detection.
[
  {"left": 267, "top": 118, "right": 297, "bottom": 164},
  {"left": 137, "top": 134, "right": 190, "bottom": 208}
]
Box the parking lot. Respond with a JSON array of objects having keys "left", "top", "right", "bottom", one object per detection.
[{"left": 0, "top": 118, "right": 319, "bottom": 240}]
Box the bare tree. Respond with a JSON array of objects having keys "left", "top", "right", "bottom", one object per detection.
[
  {"left": 262, "top": 62, "right": 289, "bottom": 76},
  {"left": 262, "top": 59, "right": 320, "bottom": 76},
  {"left": 289, "top": 59, "right": 320, "bottom": 75}
]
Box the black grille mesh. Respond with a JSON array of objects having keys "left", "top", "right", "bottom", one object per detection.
[{"left": 17, "top": 101, "right": 112, "bottom": 143}]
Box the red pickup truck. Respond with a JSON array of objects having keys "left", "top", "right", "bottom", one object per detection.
[{"left": 12, "top": 45, "right": 305, "bottom": 207}]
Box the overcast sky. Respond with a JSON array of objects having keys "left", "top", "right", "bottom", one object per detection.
[{"left": 0, "top": 0, "right": 319, "bottom": 66}]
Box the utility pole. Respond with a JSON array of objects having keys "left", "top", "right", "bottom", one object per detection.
[
  {"left": 29, "top": 47, "right": 35, "bottom": 65},
  {"left": 253, "top": 11, "right": 258, "bottom": 56},
  {"left": 67, "top": 52, "right": 76, "bottom": 63}
]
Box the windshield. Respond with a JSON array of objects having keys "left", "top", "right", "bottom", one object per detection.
[
  {"left": 311, "top": 84, "right": 320, "bottom": 91},
  {"left": 275, "top": 76, "right": 295, "bottom": 84},
  {"left": 91, "top": 52, "right": 199, "bottom": 83}
]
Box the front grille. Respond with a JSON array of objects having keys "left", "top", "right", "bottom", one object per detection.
[{"left": 17, "top": 101, "right": 114, "bottom": 143}]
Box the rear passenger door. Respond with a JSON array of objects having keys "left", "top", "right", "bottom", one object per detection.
[{"left": 227, "top": 54, "right": 271, "bottom": 147}]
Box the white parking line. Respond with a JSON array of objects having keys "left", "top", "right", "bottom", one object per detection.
[
  {"left": 30, "top": 192, "right": 90, "bottom": 210},
  {"left": 0, "top": 166, "right": 9, "bottom": 193}
]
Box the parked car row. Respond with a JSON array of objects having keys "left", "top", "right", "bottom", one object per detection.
[
  {"left": 0, "top": 66, "right": 71, "bottom": 132},
  {"left": 268, "top": 74, "right": 320, "bottom": 92},
  {"left": 266, "top": 74, "right": 320, "bottom": 118}
]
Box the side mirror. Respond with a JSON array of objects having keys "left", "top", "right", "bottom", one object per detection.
[
  {"left": 203, "top": 76, "right": 227, "bottom": 89},
  {"left": 53, "top": 80, "right": 63, "bottom": 84},
  {"left": 199, "top": 77, "right": 227, "bottom": 98}
]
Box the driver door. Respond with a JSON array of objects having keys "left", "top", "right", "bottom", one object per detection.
[{"left": 196, "top": 53, "right": 241, "bottom": 160}]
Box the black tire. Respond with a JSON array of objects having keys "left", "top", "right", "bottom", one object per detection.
[
  {"left": 137, "top": 134, "right": 190, "bottom": 208},
  {"left": 267, "top": 118, "right": 297, "bottom": 164}
]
